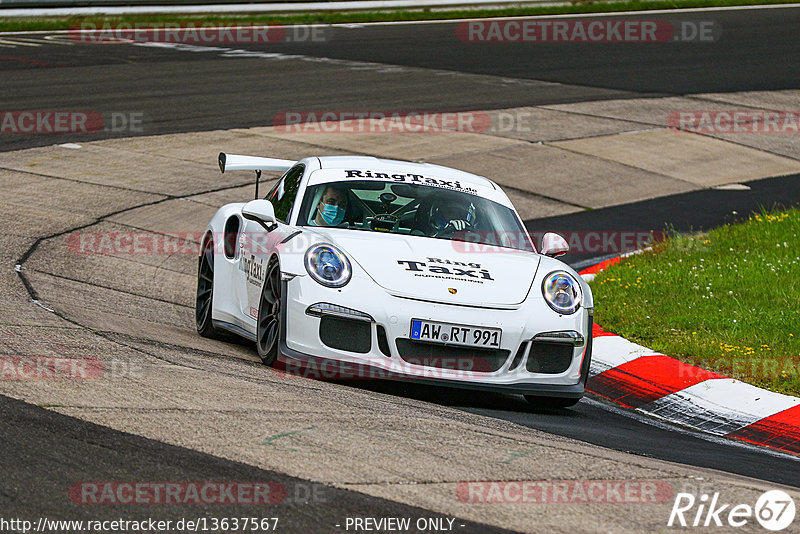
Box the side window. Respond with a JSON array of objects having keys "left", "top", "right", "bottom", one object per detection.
[{"left": 268, "top": 165, "right": 304, "bottom": 223}]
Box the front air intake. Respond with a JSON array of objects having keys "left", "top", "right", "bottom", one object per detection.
[
  {"left": 526, "top": 341, "right": 574, "bottom": 374},
  {"left": 396, "top": 339, "right": 509, "bottom": 373},
  {"left": 319, "top": 316, "right": 371, "bottom": 354}
]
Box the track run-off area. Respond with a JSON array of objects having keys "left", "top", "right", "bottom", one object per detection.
[{"left": 1, "top": 6, "right": 800, "bottom": 532}]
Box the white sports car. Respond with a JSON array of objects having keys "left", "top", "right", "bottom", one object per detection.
[{"left": 197, "top": 153, "right": 593, "bottom": 408}]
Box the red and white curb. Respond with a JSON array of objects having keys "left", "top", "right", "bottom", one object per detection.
[{"left": 580, "top": 257, "right": 800, "bottom": 456}]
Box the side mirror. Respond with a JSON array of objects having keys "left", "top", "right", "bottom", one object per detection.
[
  {"left": 242, "top": 199, "right": 277, "bottom": 230},
  {"left": 540, "top": 232, "right": 569, "bottom": 258}
]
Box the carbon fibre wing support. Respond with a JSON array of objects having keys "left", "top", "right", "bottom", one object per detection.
[{"left": 218, "top": 152, "right": 295, "bottom": 173}]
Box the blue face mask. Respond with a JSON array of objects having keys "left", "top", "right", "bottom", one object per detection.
[{"left": 320, "top": 203, "right": 345, "bottom": 225}]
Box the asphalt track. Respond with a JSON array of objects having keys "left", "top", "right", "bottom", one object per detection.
[
  {"left": 2, "top": 6, "right": 800, "bottom": 531},
  {"left": 0, "top": 394, "right": 510, "bottom": 533},
  {"left": 2, "top": 6, "right": 800, "bottom": 151},
  {"left": 531, "top": 172, "right": 800, "bottom": 267}
]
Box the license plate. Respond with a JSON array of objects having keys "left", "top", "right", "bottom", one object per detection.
[{"left": 410, "top": 319, "right": 501, "bottom": 348}]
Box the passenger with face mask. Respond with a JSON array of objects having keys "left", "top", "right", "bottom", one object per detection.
[{"left": 313, "top": 185, "right": 348, "bottom": 226}]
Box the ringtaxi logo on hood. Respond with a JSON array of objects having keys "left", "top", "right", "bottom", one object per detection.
[{"left": 397, "top": 258, "right": 494, "bottom": 284}]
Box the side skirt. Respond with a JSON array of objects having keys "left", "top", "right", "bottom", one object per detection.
[{"left": 212, "top": 319, "right": 257, "bottom": 342}]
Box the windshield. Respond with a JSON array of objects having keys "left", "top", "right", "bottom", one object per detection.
[{"left": 297, "top": 180, "right": 535, "bottom": 252}]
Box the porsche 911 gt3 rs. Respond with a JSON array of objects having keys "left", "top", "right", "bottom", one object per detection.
[{"left": 196, "top": 153, "right": 593, "bottom": 407}]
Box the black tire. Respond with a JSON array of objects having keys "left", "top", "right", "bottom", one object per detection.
[
  {"left": 256, "top": 258, "right": 282, "bottom": 366},
  {"left": 524, "top": 395, "right": 581, "bottom": 409},
  {"left": 196, "top": 235, "right": 221, "bottom": 338}
]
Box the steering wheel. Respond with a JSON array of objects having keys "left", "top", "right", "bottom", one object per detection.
[{"left": 431, "top": 219, "right": 473, "bottom": 238}]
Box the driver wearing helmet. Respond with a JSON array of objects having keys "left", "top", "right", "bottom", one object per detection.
[{"left": 428, "top": 198, "right": 476, "bottom": 234}]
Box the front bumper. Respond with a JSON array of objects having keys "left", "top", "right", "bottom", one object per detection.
[{"left": 278, "top": 275, "right": 592, "bottom": 397}]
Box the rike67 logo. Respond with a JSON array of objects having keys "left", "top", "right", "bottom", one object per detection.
[{"left": 668, "top": 490, "right": 796, "bottom": 531}]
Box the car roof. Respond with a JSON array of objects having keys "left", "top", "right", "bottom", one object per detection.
[{"left": 315, "top": 155, "right": 497, "bottom": 191}]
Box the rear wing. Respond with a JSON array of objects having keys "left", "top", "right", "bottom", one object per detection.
[
  {"left": 218, "top": 152, "right": 295, "bottom": 173},
  {"left": 218, "top": 152, "right": 296, "bottom": 199}
]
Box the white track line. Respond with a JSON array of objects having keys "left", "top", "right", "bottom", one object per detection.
[{"left": 0, "top": 2, "right": 799, "bottom": 21}]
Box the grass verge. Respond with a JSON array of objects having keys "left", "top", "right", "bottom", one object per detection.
[
  {"left": 591, "top": 207, "right": 800, "bottom": 397},
  {"left": 0, "top": 0, "right": 798, "bottom": 33}
]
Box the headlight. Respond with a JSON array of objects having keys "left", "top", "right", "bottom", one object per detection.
[
  {"left": 304, "top": 244, "right": 352, "bottom": 288},
  {"left": 542, "top": 271, "right": 581, "bottom": 314}
]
